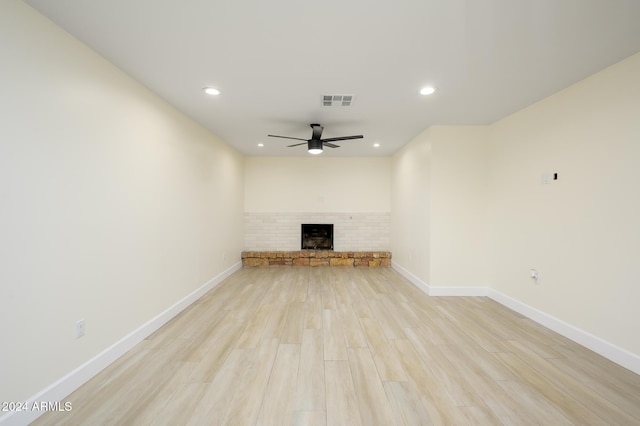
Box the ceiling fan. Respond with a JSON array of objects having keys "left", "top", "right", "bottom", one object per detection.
[{"left": 268, "top": 123, "right": 363, "bottom": 154}]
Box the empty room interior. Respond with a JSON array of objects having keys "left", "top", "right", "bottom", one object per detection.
[{"left": 2, "top": 0, "right": 640, "bottom": 424}]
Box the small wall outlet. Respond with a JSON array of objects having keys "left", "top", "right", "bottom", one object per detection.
[
  {"left": 76, "top": 319, "right": 85, "bottom": 338},
  {"left": 530, "top": 269, "right": 539, "bottom": 284},
  {"left": 541, "top": 173, "right": 551, "bottom": 184}
]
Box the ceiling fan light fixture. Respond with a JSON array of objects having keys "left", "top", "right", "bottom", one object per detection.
[
  {"left": 308, "top": 139, "right": 323, "bottom": 155},
  {"left": 420, "top": 86, "right": 436, "bottom": 95}
]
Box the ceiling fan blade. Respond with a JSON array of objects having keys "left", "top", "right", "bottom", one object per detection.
[
  {"left": 320, "top": 135, "right": 364, "bottom": 143},
  {"left": 268, "top": 135, "right": 308, "bottom": 141},
  {"left": 287, "top": 142, "right": 308, "bottom": 147},
  {"left": 324, "top": 142, "right": 341, "bottom": 148},
  {"left": 310, "top": 124, "right": 323, "bottom": 140}
]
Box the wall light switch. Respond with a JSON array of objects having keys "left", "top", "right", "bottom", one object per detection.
[{"left": 76, "top": 319, "right": 85, "bottom": 338}]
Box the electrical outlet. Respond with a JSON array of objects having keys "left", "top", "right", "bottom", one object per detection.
[
  {"left": 530, "top": 269, "right": 539, "bottom": 285},
  {"left": 76, "top": 319, "right": 85, "bottom": 338},
  {"left": 541, "top": 173, "right": 551, "bottom": 184}
]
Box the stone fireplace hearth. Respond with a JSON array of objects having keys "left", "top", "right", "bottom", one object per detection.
[{"left": 242, "top": 250, "right": 391, "bottom": 267}]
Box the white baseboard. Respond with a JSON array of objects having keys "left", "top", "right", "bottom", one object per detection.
[
  {"left": 0, "top": 261, "right": 241, "bottom": 426},
  {"left": 391, "top": 262, "right": 430, "bottom": 295},
  {"left": 392, "top": 262, "right": 488, "bottom": 297},
  {"left": 488, "top": 288, "right": 640, "bottom": 376}
]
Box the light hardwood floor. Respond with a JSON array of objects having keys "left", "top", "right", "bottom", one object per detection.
[{"left": 34, "top": 267, "right": 640, "bottom": 425}]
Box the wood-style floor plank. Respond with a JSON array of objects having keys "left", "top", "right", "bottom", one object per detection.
[
  {"left": 186, "top": 348, "right": 252, "bottom": 425},
  {"left": 304, "top": 285, "right": 323, "bottom": 330},
  {"left": 359, "top": 317, "right": 407, "bottom": 381},
  {"left": 338, "top": 303, "right": 368, "bottom": 348},
  {"left": 347, "top": 347, "right": 397, "bottom": 425},
  {"left": 256, "top": 343, "right": 301, "bottom": 425},
  {"left": 390, "top": 338, "right": 469, "bottom": 425},
  {"left": 295, "top": 329, "right": 325, "bottom": 412},
  {"left": 33, "top": 267, "right": 640, "bottom": 425},
  {"left": 282, "top": 302, "right": 306, "bottom": 344},
  {"left": 324, "top": 360, "right": 362, "bottom": 426},
  {"left": 384, "top": 381, "right": 433, "bottom": 425},
  {"left": 220, "top": 337, "right": 280, "bottom": 425},
  {"left": 291, "top": 410, "right": 326, "bottom": 426},
  {"left": 322, "top": 308, "right": 348, "bottom": 361}
]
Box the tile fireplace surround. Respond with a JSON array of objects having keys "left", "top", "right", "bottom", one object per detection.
[
  {"left": 242, "top": 250, "right": 391, "bottom": 267},
  {"left": 243, "top": 212, "right": 390, "bottom": 252}
]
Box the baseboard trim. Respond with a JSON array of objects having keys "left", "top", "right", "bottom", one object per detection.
[
  {"left": 391, "top": 262, "right": 430, "bottom": 295},
  {"left": 488, "top": 288, "right": 640, "bottom": 375},
  {"left": 0, "top": 261, "right": 241, "bottom": 426},
  {"left": 392, "top": 262, "right": 488, "bottom": 296}
]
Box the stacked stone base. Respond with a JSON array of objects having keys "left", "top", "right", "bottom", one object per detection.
[{"left": 241, "top": 250, "right": 391, "bottom": 267}]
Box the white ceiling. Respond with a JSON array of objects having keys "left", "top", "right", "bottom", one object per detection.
[{"left": 25, "top": 0, "right": 640, "bottom": 157}]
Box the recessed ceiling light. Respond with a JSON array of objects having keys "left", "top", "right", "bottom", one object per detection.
[
  {"left": 203, "top": 87, "right": 221, "bottom": 96},
  {"left": 420, "top": 86, "right": 436, "bottom": 95},
  {"left": 257, "top": 143, "right": 264, "bottom": 147},
  {"left": 373, "top": 143, "right": 380, "bottom": 148}
]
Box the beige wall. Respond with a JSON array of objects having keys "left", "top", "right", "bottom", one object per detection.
[
  {"left": 0, "top": 0, "right": 244, "bottom": 403},
  {"left": 487, "top": 53, "right": 640, "bottom": 355},
  {"left": 390, "top": 126, "right": 488, "bottom": 288},
  {"left": 390, "top": 129, "right": 432, "bottom": 283},
  {"left": 430, "top": 126, "right": 489, "bottom": 288},
  {"left": 391, "top": 126, "right": 487, "bottom": 288},
  {"left": 244, "top": 157, "right": 390, "bottom": 212},
  {"left": 391, "top": 53, "right": 640, "bottom": 358},
  {"left": 244, "top": 157, "right": 392, "bottom": 251}
]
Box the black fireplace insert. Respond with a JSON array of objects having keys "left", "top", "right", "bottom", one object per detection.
[{"left": 301, "top": 224, "right": 333, "bottom": 250}]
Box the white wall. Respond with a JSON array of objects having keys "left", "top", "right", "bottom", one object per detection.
[
  {"left": 430, "top": 127, "right": 488, "bottom": 288},
  {"left": 244, "top": 157, "right": 391, "bottom": 250},
  {"left": 390, "top": 126, "right": 488, "bottom": 289},
  {"left": 390, "top": 129, "right": 432, "bottom": 283},
  {"left": 245, "top": 157, "right": 390, "bottom": 212},
  {"left": 0, "top": 0, "right": 244, "bottom": 406},
  {"left": 487, "top": 52, "right": 640, "bottom": 356}
]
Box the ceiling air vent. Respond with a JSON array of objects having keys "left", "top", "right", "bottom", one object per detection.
[{"left": 322, "top": 94, "right": 354, "bottom": 107}]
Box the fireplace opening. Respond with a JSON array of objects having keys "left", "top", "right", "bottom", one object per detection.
[{"left": 301, "top": 224, "right": 333, "bottom": 250}]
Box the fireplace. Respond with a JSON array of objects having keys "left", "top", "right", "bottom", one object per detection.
[{"left": 301, "top": 224, "right": 333, "bottom": 250}]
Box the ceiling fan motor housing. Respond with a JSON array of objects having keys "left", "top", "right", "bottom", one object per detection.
[{"left": 308, "top": 139, "right": 323, "bottom": 153}]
